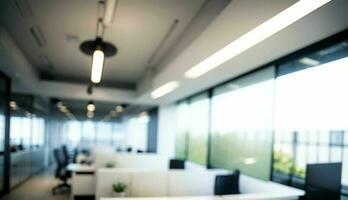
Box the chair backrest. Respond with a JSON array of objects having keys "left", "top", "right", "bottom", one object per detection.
[
  {"left": 61, "top": 145, "right": 69, "bottom": 166},
  {"left": 214, "top": 170, "right": 240, "bottom": 195},
  {"left": 169, "top": 159, "right": 185, "bottom": 169},
  {"left": 305, "top": 163, "right": 342, "bottom": 200},
  {"left": 53, "top": 148, "right": 66, "bottom": 178}
]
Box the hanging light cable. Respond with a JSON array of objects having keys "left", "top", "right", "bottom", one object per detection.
[{"left": 80, "top": 0, "right": 117, "bottom": 84}]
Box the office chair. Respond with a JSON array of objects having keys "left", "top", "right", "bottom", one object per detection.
[
  {"left": 62, "top": 145, "right": 70, "bottom": 165},
  {"left": 214, "top": 170, "right": 240, "bottom": 195},
  {"left": 52, "top": 148, "right": 71, "bottom": 195},
  {"left": 169, "top": 159, "right": 185, "bottom": 169},
  {"left": 305, "top": 163, "right": 342, "bottom": 200}
]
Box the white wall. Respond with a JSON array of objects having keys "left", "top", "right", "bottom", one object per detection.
[{"left": 157, "top": 105, "right": 177, "bottom": 157}]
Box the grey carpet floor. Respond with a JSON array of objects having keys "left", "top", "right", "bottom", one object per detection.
[{"left": 2, "top": 169, "right": 70, "bottom": 200}]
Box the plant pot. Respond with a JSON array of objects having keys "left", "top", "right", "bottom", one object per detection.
[{"left": 112, "top": 191, "right": 126, "bottom": 197}]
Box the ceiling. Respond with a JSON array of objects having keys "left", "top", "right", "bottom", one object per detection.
[
  {"left": 1, "top": 0, "right": 348, "bottom": 107},
  {"left": 0, "top": 0, "right": 205, "bottom": 89},
  {"left": 51, "top": 98, "right": 152, "bottom": 121}
]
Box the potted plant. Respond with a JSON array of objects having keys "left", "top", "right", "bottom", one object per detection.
[
  {"left": 112, "top": 182, "right": 127, "bottom": 197},
  {"left": 105, "top": 161, "right": 116, "bottom": 168}
]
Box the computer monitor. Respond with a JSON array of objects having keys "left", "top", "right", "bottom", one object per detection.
[{"left": 305, "top": 163, "right": 342, "bottom": 200}]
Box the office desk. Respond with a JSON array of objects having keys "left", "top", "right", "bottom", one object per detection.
[
  {"left": 222, "top": 193, "right": 304, "bottom": 200},
  {"left": 67, "top": 164, "right": 95, "bottom": 199},
  {"left": 67, "top": 163, "right": 95, "bottom": 173},
  {"left": 101, "top": 196, "right": 223, "bottom": 200}
]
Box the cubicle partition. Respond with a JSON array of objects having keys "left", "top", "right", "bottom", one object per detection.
[
  {"left": 95, "top": 168, "right": 304, "bottom": 200},
  {"left": 94, "top": 151, "right": 168, "bottom": 170}
]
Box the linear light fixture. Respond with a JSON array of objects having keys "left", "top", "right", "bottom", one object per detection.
[
  {"left": 299, "top": 57, "right": 320, "bottom": 66},
  {"left": 151, "top": 81, "right": 179, "bottom": 99},
  {"left": 184, "top": 0, "right": 331, "bottom": 79},
  {"left": 91, "top": 50, "right": 105, "bottom": 83}
]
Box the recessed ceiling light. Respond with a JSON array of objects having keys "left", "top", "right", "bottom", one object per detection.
[
  {"left": 151, "top": 81, "right": 179, "bottom": 99},
  {"left": 184, "top": 0, "right": 331, "bottom": 79}
]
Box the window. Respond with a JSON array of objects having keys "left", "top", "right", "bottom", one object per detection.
[
  {"left": 81, "top": 121, "right": 96, "bottom": 149},
  {"left": 96, "top": 122, "right": 112, "bottom": 145},
  {"left": 175, "top": 101, "right": 189, "bottom": 159},
  {"left": 210, "top": 67, "right": 275, "bottom": 180},
  {"left": 272, "top": 39, "right": 348, "bottom": 188},
  {"left": 126, "top": 117, "right": 148, "bottom": 151},
  {"left": 187, "top": 93, "right": 209, "bottom": 165},
  {"left": 67, "top": 121, "right": 81, "bottom": 146},
  {"left": 32, "top": 117, "right": 45, "bottom": 147}
]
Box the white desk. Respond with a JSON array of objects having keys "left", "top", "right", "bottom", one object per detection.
[
  {"left": 222, "top": 192, "right": 304, "bottom": 200},
  {"left": 67, "top": 163, "right": 95, "bottom": 173},
  {"left": 67, "top": 164, "right": 96, "bottom": 199},
  {"left": 101, "top": 196, "right": 223, "bottom": 200}
]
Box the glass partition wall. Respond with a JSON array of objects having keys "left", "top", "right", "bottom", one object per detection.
[
  {"left": 174, "top": 31, "right": 348, "bottom": 193},
  {"left": 0, "top": 72, "right": 10, "bottom": 195}
]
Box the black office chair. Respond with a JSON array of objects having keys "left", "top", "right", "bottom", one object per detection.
[
  {"left": 169, "top": 159, "right": 185, "bottom": 169},
  {"left": 214, "top": 170, "right": 240, "bottom": 195},
  {"left": 305, "top": 163, "right": 342, "bottom": 200},
  {"left": 52, "top": 148, "right": 71, "bottom": 195},
  {"left": 62, "top": 145, "right": 70, "bottom": 165}
]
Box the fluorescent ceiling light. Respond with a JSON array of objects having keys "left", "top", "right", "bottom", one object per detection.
[
  {"left": 151, "top": 81, "right": 179, "bottom": 99},
  {"left": 91, "top": 50, "right": 105, "bottom": 83},
  {"left": 184, "top": 0, "right": 331, "bottom": 79},
  {"left": 299, "top": 57, "right": 320, "bottom": 66}
]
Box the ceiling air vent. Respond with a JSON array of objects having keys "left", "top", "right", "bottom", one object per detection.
[
  {"left": 14, "top": 0, "right": 34, "bottom": 18},
  {"left": 30, "top": 26, "right": 47, "bottom": 47}
]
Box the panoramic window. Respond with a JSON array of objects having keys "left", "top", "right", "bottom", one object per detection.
[
  {"left": 272, "top": 40, "right": 348, "bottom": 189},
  {"left": 210, "top": 67, "right": 275, "bottom": 180},
  {"left": 175, "top": 101, "right": 189, "bottom": 159},
  {"left": 187, "top": 93, "right": 209, "bottom": 165}
]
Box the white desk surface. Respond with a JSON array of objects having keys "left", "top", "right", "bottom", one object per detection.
[
  {"left": 101, "top": 196, "right": 223, "bottom": 200},
  {"left": 67, "top": 163, "right": 95, "bottom": 172},
  {"left": 222, "top": 193, "right": 304, "bottom": 200}
]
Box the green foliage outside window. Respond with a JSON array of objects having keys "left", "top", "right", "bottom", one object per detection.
[
  {"left": 175, "top": 131, "right": 187, "bottom": 159},
  {"left": 273, "top": 150, "right": 305, "bottom": 178}
]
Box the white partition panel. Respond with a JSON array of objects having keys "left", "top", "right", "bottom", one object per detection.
[
  {"left": 96, "top": 169, "right": 132, "bottom": 200},
  {"left": 116, "top": 154, "right": 168, "bottom": 170},
  {"left": 131, "top": 171, "right": 168, "bottom": 197},
  {"left": 94, "top": 152, "right": 169, "bottom": 170}
]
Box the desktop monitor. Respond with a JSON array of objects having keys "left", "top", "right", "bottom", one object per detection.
[{"left": 305, "top": 163, "right": 342, "bottom": 200}]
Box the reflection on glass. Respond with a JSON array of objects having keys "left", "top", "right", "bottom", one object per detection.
[{"left": 210, "top": 67, "right": 275, "bottom": 180}]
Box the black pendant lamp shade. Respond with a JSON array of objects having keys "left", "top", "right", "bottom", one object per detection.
[{"left": 80, "top": 37, "right": 117, "bottom": 57}]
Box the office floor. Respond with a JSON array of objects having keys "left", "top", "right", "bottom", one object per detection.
[{"left": 2, "top": 169, "right": 69, "bottom": 200}]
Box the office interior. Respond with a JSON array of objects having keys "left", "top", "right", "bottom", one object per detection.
[{"left": 0, "top": 0, "right": 348, "bottom": 200}]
